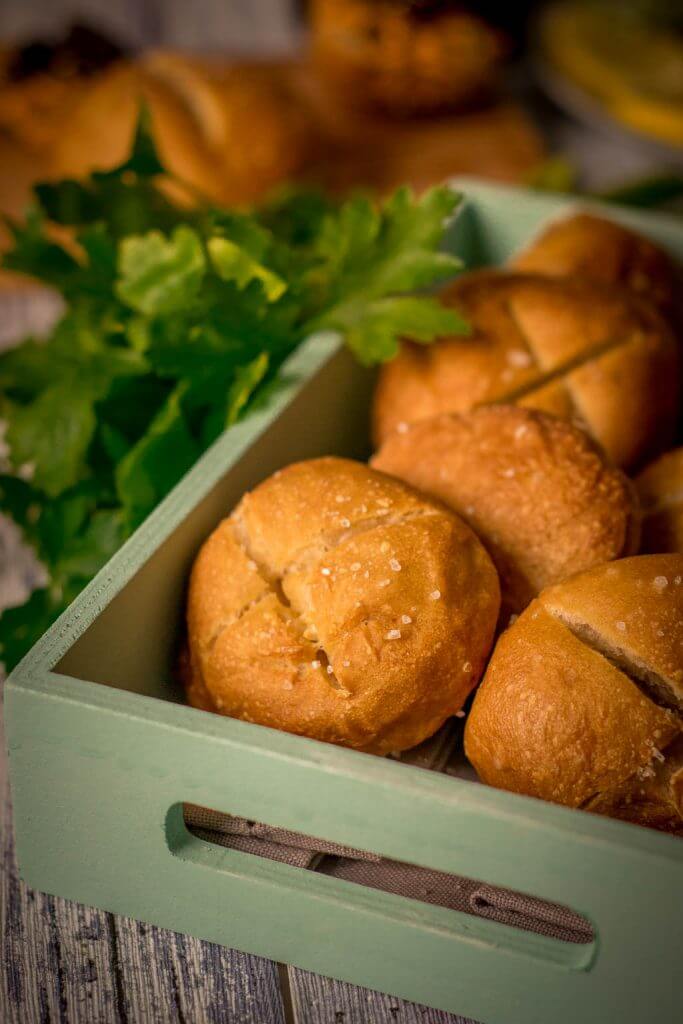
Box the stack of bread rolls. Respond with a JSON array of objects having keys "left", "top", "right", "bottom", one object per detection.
[{"left": 185, "top": 210, "right": 683, "bottom": 835}]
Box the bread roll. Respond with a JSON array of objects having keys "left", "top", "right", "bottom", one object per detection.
[
  {"left": 51, "top": 54, "right": 317, "bottom": 206},
  {"left": 372, "top": 270, "right": 679, "bottom": 469},
  {"left": 310, "top": 0, "right": 505, "bottom": 116},
  {"left": 372, "top": 406, "right": 639, "bottom": 613},
  {"left": 636, "top": 448, "right": 683, "bottom": 555},
  {"left": 184, "top": 457, "right": 500, "bottom": 754},
  {"left": 464, "top": 555, "right": 683, "bottom": 833},
  {"left": 511, "top": 212, "right": 680, "bottom": 328}
]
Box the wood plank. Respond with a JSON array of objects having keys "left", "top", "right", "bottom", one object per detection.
[
  {"left": 111, "top": 915, "right": 286, "bottom": 1024},
  {"left": 0, "top": 679, "right": 285, "bottom": 1024},
  {"left": 288, "top": 968, "right": 479, "bottom": 1024}
]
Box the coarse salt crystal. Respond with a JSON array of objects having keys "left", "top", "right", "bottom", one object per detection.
[
  {"left": 616, "top": 621, "right": 627, "bottom": 632},
  {"left": 350, "top": 562, "right": 361, "bottom": 571},
  {"left": 652, "top": 747, "right": 665, "bottom": 763},
  {"left": 455, "top": 710, "right": 466, "bottom": 719},
  {"left": 340, "top": 517, "right": 351, "bottom": 528},
  {"left": 657, "top": 629, "right": 665, "bottom": 637},
  {"left": 390, "top": 558, "right": 401, "bottom": 572},
  {"left": 429, "top": 590, "right": 441, "bottom": 600},
  {"left": 321, "top": 567, "right": 331, "bottom": 576},
  {"left": 462, "top": 661, "right": 472, "bottom": 672},
  {"left": 401, "top": 614, "right": 412, "bottom": 625},
  {"left": 379, "top": 579, "right": 391, "bottom": 588},
  {"left": 380, "top": 541, "right": 390, "bottom": 553},
  {"left": 385, "top": 629, "right": 401, "bottom": 640},
  {"left": 675, "top": 576, "right": 682, "bottom": 585},
  {"left": 247, "top": 560, "right": 257, "bottom": 571},
  {"left": 507, "top": 348, "right": 532, "bottom": 368},
  {"left": 502, "top": 468, "right": 515, "bottom": 479},
  {"left": 335, "top": 495, "right": 346, "bottom": 503},
  {"left": 342, "top": 659, "right": 350, "bottom": 667},
  {"left": 364, "top": 570, "right": 370, "bottom": 578},
  {"left": 514, "top": 424, "right": 528, "bottom": 439},
  {"left": 653, "top": 576, "right": 668, "bottom": 591},
  {"left": 311, "top": 660, "right": 321, "bottom": 669},
  {"left": 396, "top": 422, "right": 409, "bottom": 434},
  {"left": 326, "top": 665, "right": 334, "bottom": 675}
]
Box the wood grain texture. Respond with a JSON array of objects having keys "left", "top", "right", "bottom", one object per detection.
[
  {"left": 288, "top": 968, "right": 478, "bottom": 1024},
  {"left": 0, "top": 679, "right": 286, "bottom": 1024}
]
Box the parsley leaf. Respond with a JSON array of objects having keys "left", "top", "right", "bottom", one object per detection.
[
  {"left": 0, "top": 114, "right": 467, "bottom": 670},
  {"left": 117, "top": 225, "right": 206, "bottom": 315}
]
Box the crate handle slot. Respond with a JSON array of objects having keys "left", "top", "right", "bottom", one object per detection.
[{"left": 165, "top": 802, "right": 597, "bottom": 973}]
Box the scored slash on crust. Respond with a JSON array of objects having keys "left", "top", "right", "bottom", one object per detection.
[{"left": 210, "top": 505, "right": 445, "bottom": 698}]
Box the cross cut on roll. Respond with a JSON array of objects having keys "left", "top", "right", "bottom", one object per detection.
[
  {"left": 464, "top": 555, "right": 683, "bottom": 834},
  {"left": 372, "top": 270, "right": 679, "bottom": 469},
  {"left": 183, "top": 457, "right": 500, "bottom": 754},
  {"left": 373, "top": 405, "right": 640, "bottom": 614}
]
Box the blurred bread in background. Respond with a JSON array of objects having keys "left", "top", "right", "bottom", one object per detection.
[
  {"left": 0, "top": 11, "right": 542, "bottom": 254},
  {"left": 310, "top": 0, "right": 506, "bottom": 116},
  {"left": 373, "top": 269, "right": 679, "bottom": 469},
  {"left": 52, "top": 53, "right": 318, "bottom": 206},
  {"left": 636, "top": 448, "right": 683, "bottom": 555}
]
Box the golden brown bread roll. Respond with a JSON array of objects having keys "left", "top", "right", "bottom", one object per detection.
[
  {"left": 372, "top": 270, "right": 679, "bottom": 469},
  {"left": 184, "top": 457, "right": 500, "bottom": 754},
  {"left": 636, "top": 448, "right": 683, "bottom": 555},
  {"left": 464, "top": 555, "right": 683, "bottom": 833},
  {"left": 51, "top": 53, "right": 317, "bottom": 206},
  {"left": 372, "top": 406, "right": 640, "bottom": 613},
  {"left": 310, "top": 0, "right": 505, "bottom": 116},
  {"left": 510, "top": 212, "right": 681, "bottom": 329}
]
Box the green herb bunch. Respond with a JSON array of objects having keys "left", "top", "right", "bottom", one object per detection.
[{"left": 0, "top": 115, "right": 465, "bottom": 671}]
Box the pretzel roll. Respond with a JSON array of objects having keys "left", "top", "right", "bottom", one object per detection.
[
  {"left": 636, "top": 448, "right": 683, "bottom": 555},
  {"left": 465, "top": 555, "right": 683, "bottom": 833},
  {"left": 373, "top": 406, "right": 639, "bottom": 613},
  {"left": 510, "top": 212, "right": 681, "bottom": 329},
  {"left": 185, "top": 457, "right": 500, "bottom": 754},
  {"left": 372, "top": 270, "right": 679, "bottom": 469}
]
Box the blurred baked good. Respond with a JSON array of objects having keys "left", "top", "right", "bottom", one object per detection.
[
  {"left": 183, "top": 457, "right": 500, "bottom": 754},
  {"left": 511, "top": 212, "right": 681, "bottom": 330},
  {"left": 372, "top": 406, "right": 639, "bottom": 613},
  {"left": 636, "top": 448, "right": 683, "bottom": 554},
  {"left": 0, "top": 24, "right": 125, "bottom": 153},
  {"left": 310, "top": 0, "right": 506, "bottom": 116},
  {"left": 465, "top": 555, "right": 683, "bottom": 834},
  {"left": 51, "top": 52, "right": 318, "bottom": 206},
  {"left": 372, "top": 269, "right": 679, "bottom": 469}
]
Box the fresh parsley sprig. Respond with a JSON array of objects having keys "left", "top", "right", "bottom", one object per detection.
[{"left": 0, "top": 114, "right": 465, "bottom": 670}]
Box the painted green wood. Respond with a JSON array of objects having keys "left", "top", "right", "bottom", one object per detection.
[{"left": 6, "top": 182, "right": 683, "bottom": 1024}]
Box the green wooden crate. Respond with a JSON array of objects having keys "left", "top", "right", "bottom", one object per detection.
[{"left": 6, "top": 181, "right": 683, "bottom": 1024}]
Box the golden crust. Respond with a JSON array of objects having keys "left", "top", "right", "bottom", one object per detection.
[
  {"left": 540, "top": 555, "right": 683, "bottom": 712},
  {"left": 636, "top": 448, "right": 683, "bottom": 555},
  {"left": 510, "top": 212, "right": 681, "bottom": 326},
  {"left": 372, "top": 406, "right": 639, "bottom": 613},
  {"left": 186, "top": 457, "right": 500, "bottom": 754},
  {"left": 372, "top": 270, "right": 679, "bottom": 469},
  {"left": 464, "top": 555, "right": 683, "bottom": 832},
  {"left": 50, "top": 54, "right": 316, "bottom": 206}
]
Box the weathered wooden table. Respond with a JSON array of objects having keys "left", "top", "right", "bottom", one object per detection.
[{"left": 0, "top": 676, "right": 473, "bottom": 1024}]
